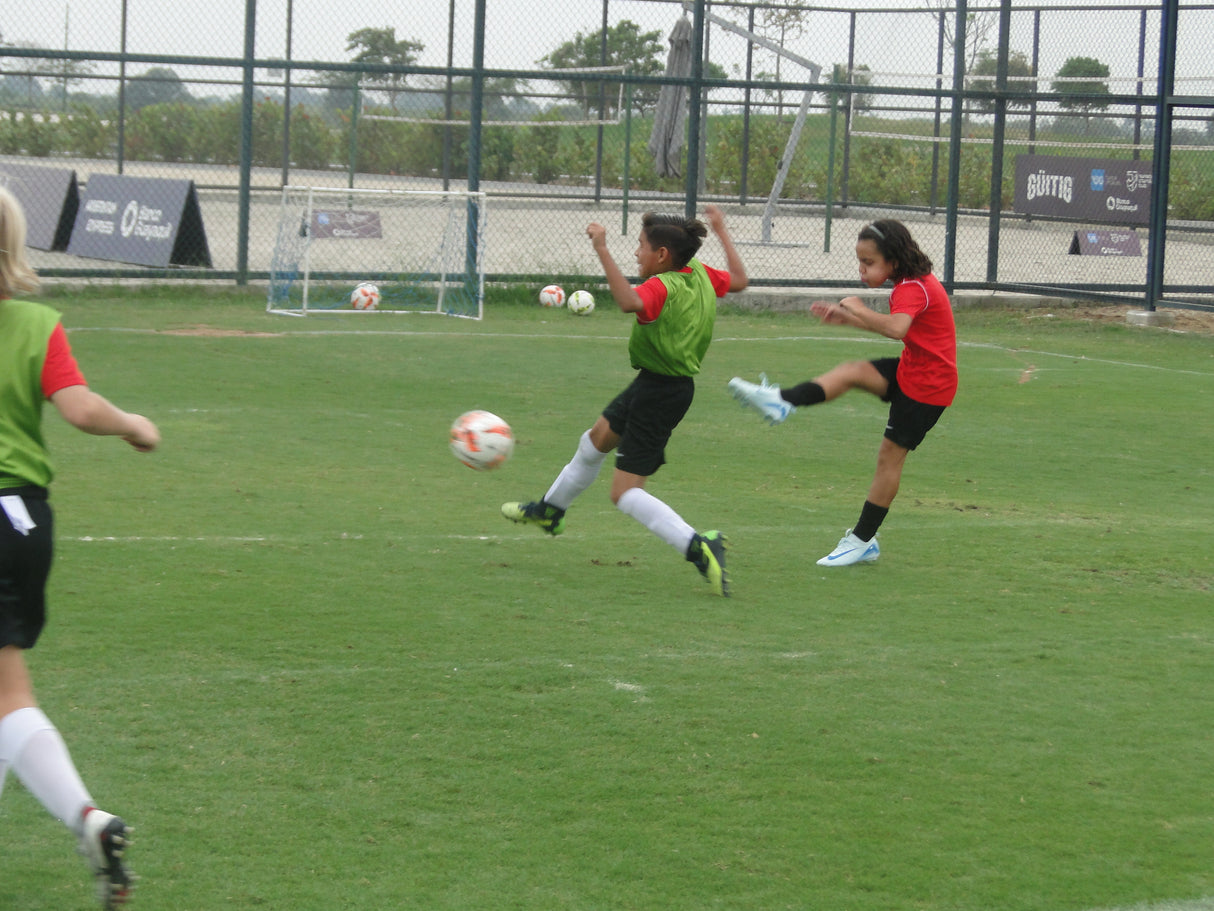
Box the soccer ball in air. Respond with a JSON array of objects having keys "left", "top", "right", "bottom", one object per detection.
[
  {"left": 567, "top": 289, "right": 595, "bottom": 315},
  {"left": 350, "top": 282, "right": 380, "bottom": 310},
  {"left": 539, "top": 284, "right": 565, "bottom": 307},
  {"left": 449, "top": 410, "right": 514, "bottom": 471}
]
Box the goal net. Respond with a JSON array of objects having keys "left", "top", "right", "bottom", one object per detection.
[{"left": 267, "top": 185, "right": 486, "bottom": 318}]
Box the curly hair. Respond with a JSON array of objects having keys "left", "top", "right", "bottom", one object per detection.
[
  {"left": 858, "top": 219, "right": 933, "bottom": 282},
  {"left": 641, "top": 212, "right": 708, "bottom": 270}
]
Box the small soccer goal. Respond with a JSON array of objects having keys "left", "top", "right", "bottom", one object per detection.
[{"left": 267, "top": 185, "right": 486, "bottom": 318}]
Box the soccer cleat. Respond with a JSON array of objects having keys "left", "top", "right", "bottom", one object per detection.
[
  {"left": 728, "top": 374, "right": 794, "bottom": 425},
  {"left": 501, "top": 500, "right": 566, "bottom": 536},
  {"left": 816, "top": 529, "right": 880, "bottom": 567},
  {"left": 687, "top": 530, "right": 730, "bottom": 596},
  {"left": 78, "top": 808, "right": 134, "bottom": 909}
]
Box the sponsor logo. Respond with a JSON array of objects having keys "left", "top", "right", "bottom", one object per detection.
[
  {"left": 1025, "top": 169, "right": 1073, "bottom": 204},
  {"left": 120, "top": 200, "right": 173, "bottom": 240},
  {"left": 1126, "top": 169, "right": 1151, "bottom": 192},
  {"left": 1090, "top": 169, "right": 1106, "bottom": 191}
]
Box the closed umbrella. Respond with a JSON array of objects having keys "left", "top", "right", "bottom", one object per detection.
[{"left": 647, "top": 15, "right": 693, "bottom": 178}]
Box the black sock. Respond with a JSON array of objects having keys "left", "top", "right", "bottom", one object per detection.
[
  {"left": 853, "top": 501, "right": 889, "bottom": 542},
  {"left": 781, "top": 381, "right": 826, "bottom": 407}
]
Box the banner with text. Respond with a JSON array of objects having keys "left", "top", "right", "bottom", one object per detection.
[
  {"left": 1014, "top": 154, "right": 1152, "bottom": 226},
  {"left": 67, "top": 174, "right": 211, "bottom": 268}
]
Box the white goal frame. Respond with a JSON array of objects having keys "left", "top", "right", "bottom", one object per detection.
[{"left": 267, "top": 185, "right": 487, "bottom": 319}]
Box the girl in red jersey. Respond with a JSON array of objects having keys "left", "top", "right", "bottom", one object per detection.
[
  {"left": 728, "top": 219, "right": 957, "bottom": 567},
  {"left": 0, "top": 186, "right": 159, "bottom": 907}
]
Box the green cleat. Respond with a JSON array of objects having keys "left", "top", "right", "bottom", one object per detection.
[
  {"left": 501, "top": 500, "right": 566, "bottom": 536},
  {"left": 687, "top": 530, "right": 729, "bottom": 596}
]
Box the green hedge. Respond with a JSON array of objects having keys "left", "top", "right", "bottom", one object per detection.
[{"left": 3, "top": 101, "right": 1207, "bottom": 221}]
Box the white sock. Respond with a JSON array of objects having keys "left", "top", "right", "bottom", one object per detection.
[
  {"left": 543, "top": 430, "right": 609, "bottom": 510},
  {"left": 616, "top": 487, "right": 696, "bottom": 555},
  {"left": 0, "top": 707, "right": 92, "bottom": 836}
]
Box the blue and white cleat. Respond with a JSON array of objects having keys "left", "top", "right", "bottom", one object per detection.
[
  {"left": 817, "top": 529, "right": 880, "bottom": 567},
  {"left": 728, "top": 374, "right": 793, "bottom": 425}
]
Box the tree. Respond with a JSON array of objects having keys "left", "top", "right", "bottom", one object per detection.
[
  {"left": 22, "top": 49, "right": 95, "bottom": 110},
  {"left": 540, "top": 20, "right": 664, "bottom": 118},
  {"left": 967, "top": 49, "right": 1035, "bottom": 114},
  {"left": 1052, "top": 56, "right": 1111, "bottom": 129},
  {"left": 126, "top": 67, "right": 192, "bottom": 112},
  {"left": 926, "top": 0, "right": 998, "bottom": 74},
  {"left": 345, "top": 26, "right": 424, "bottom": 113},
  {"left": 824, "top": 63, "right": 873, "bottom": 116},
  {"left": 754, "top": 4, "right": 811, "bottom": 119}
]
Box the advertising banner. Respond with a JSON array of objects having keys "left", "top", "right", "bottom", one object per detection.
[
  {"left": 1014, "top": 154, "right": 1152, "bottom": 227},
  {"left": 310, "top": 209, "right": 383, "bottom": 239},
  {"left": 0, "top": 161, "right": 78, "bottom": 251},
  {"left": 68, "top": 174, "right": 211, "bottom": 267},
  {"left": 1069, "top": 228, "right": 1142, "bottom": 257}
]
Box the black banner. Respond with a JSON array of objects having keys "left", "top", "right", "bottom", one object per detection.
[
  {"left": 1014, "top": 154, "right": 1152, "bottom": 227},
  {"left": 1069, "top": 228, "right": 1142, "bottom": 257},
  {"left": 0, "top": 161, "right": 78, "bottom": 251},
  {"left": 67, "top": 174, "right": 211, "bottom": 268}
]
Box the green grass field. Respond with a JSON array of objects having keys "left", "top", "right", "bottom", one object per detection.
[{"left": 6, "top": 286, "right": 1212, "bottom": 910}]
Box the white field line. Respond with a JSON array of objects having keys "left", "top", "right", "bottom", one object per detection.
[
  {"left": 1081, "top": 901, "right": 1214, "bottom": 911},
  {"left": 65, "top": 535, "right": 269, "bottom": 543},
  {"left": 71, "top": 324, "right": 1214, "bottom": 377}
]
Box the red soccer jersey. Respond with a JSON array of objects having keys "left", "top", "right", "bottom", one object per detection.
[
  {"left": 889, "top": 274, "right": 957, "bottom": 406},
  {"left": 41, "top": 323, "right": 87, "bottom": 398}
]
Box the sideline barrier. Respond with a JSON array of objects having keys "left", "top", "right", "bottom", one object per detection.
[
  {"left": 67, "top": 174, "right": 211, "bottom": 268},
  {"left": 0, "top": 162, "right": 79, "bottom": 251}
]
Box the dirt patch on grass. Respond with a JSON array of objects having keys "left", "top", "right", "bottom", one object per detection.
[
  {"left": 1032, "top": 306, "right": 1214, "bottom": 335},
  {"left": 160, "top": 325, "right": 283, "bottom": 337}
]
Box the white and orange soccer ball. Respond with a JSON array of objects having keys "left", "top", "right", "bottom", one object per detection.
[
  {"left": 539, "top": 284, "right": 565, "bottom": 307},
  {"left": 449, "top": 410, "right": 514, "bottom": 471},
  {"left": 350, "top": 282, "right": 380, "bottom": 310}
]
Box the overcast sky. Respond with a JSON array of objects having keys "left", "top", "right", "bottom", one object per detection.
[{"left": 7, "top": 0, "right": 1213, "bottom": 94}]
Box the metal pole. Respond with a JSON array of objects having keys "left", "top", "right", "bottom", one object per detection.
[
  {"left": 466, "top": 0, "right": 487, "bottom": 281},
  {"left": 281, "top": 0, "right": 292, "bottom": 187},
  {"left": 594, "top": 0, "right": 608, "bottom": 204},
  {"left": 929, "top": 12, "right": 944, "bottom": 215},
  {"left": 683, "top": 0, "right": 704, "bottom": 217},
  {"left": 622, "top": 83, "right": 633, "bottom": 235},
  {"left": 942, "top": 0, "right": 967, "bottom": 288},
  {"left": 840, "top": 12, "right": 857, "bottom": 208},
  {"left": 1029, "top": 10, "right": 1040, "bottom": 154},
  {"left": 236, "top": 0, "right": 256, "bottom": 284},
  {"left": 1145, "top": 0, "right": 1178, "bottom": 311},
  {"left": 442, "top": 0, "right": 455, "bottom": 191},
  {"left": 1133, "top": 9, "right": 1147, "bottom": 161},
  {"left": 740, "top": 6, "right": 754, "bottom": 204},
  {"left": 985, "top": 0, "right": 1011, "bottom": 284},
  {"left": 825, "top": 92, "right": 837, "bottom": 254},
  {"left": 116, "top": 0, "right": 127, "bottom": 174},
  {"left": 347, "top": 84, "right": 359, "bottom": 189}
]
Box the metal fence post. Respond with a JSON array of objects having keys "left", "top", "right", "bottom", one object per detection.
[{"left": 236, "top": 0, "right": 256, "bottom": 285}]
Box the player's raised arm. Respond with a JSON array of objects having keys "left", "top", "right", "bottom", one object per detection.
[{"left": 704, "top": 205, "right": 748, "bottom": 292}]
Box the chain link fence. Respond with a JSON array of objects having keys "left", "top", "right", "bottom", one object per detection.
[{"left": 2, "top": 0, "right": 1212, "bottom": 309}]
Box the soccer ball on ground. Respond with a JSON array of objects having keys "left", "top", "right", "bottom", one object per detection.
[
  {"left": 450, "top": 410, "right": 514, "bottom": 471},
  {"left": 350, "top": 282, "right": 380, "bottom": 310},
  {"left": 539, "top": 284, "right": 565, "bottom": 307},
  {"left": 567, "top": 289, "right": 595, "bottom": 315}
]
